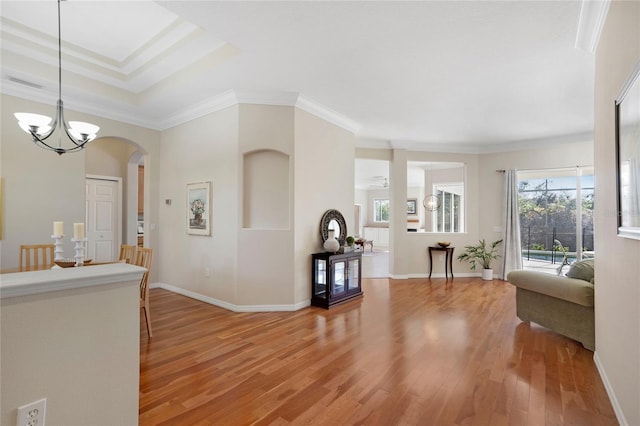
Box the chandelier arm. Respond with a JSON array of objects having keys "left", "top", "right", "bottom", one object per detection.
[
  {"left": 28, "top": 131, "right": 67, "bottom": 154},
  {"left": 62, "top": 127, "right": 89, "bottom": 148}
]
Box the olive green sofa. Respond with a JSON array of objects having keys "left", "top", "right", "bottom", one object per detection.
[{"left": 506, "top": 260, "right": 595, "bottom": 351}]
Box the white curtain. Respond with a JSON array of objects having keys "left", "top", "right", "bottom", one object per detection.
[{"left": 502, "top": 169, "right": 522, "bottom": 278}]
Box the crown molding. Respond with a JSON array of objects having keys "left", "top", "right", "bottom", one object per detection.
[
  {"left": 0, "top": 78, "right": 160, "bottom": 130},
  {"left": 389, "top": 139, "right": 484, "bottom": 154},
  {"left": 357, "top": 131, "right": 594, "bottom": 154},
  {"left": 1, "top": 81, "right": 364, "bottom": 134},
  {"left": 295, "top": 94, "right": 361, "bottom": 134},
  {"left": 159, "top": 89, "right": 238, "bottom": 130},
  {"left": 575, "top": 0, "right": 610, "bottom": 53},
  {"left": 161, "top": 90, "right": 363, "bottom": 134},
  {"left": 355, "top": 138, "right": 393, "bottom": 150},
  {"left": 479, "top": 131, "right": 594, "bottom": 154},
  {"left": 2, "top": 80, "right": 594, "bottom": 153}
]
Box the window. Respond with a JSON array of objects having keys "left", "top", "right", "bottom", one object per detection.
[
  {"left": 435, "top": 185, "right": 463, "bottom": 232},
  {"left": 518, "top": 167, "right": 594, "bottom": 268},
  {"left": 373, "top": 199, "right": 390, "bottom": 223}
]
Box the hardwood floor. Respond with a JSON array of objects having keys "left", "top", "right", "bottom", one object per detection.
[{"left": 139, "top": 278, "right": 617, "bottom": 425}]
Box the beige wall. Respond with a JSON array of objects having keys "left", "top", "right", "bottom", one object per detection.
[
  {"left": 158, "top": 105, "right": 355, "bottom": 309},
  {"left": 238, "top": 104, "right": 295, "bottom": 306},
  {"left": 294, "top": 109, "right": 355, "bottom": 304},
  {"left": 85, "top": 137, "right": 138, "bottom": 179},
  {"left": 157, "top": 105, "right": 240, "bottom": 304},
  {"left": 1, "top": 277, "right": 140, "bottom": 426},
  {"left": 0, "top": 95, "right": 85, "bottom": 267},
  {"left": 391, "top": 150, "right": 481, "bottom": 277},
  {"left": 0, "top": 95, "right": 160, "bottom": 274},
  {"left": 594, "top": 1, "right": 640, "bottom": 424}
]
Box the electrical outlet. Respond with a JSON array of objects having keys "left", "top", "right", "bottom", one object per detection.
[
  {"left": 17, "top": 398, "right": 46, "bottom": 426},
  {"left": 204, "top": 267, "right": 210, "bottom": 277},
  {"left": 439, "top": 255, "right": 444, "bottom": 261}
]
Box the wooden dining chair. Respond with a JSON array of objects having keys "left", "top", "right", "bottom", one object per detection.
[
  {"left": 119, "top": 244, "right": 137, "bottom": 264},
  {"left": 135, "top": 247, "right": 153, "bottom": 338},
  {"left": 19, "top": 244, "right": 55, "bottom": 270}
]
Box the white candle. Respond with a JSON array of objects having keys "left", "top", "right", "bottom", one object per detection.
[
  {"left": 73, "top": 223, "right": 85, "bottom": 239},
  {"left": 53, "top": 221, "right": 64, "bottom": 236}
]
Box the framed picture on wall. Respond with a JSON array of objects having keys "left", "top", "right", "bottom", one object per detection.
[
  {"left": 187, "top": 181, "right": 212, "bottom": 236},
  {"left": 615, "top": 60, "right": 640, "bottom": 240},
  {"left": 407, "top": 198, "right": 417, "bottom": 215}
]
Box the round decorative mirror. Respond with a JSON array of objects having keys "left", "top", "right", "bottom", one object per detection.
[{"left": 320, "top": 209, "right": 347, "bottom": 246}]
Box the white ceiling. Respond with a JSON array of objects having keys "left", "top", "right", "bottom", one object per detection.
[{"left": 1, "top": 1, "right": 602, "bottom": 153}]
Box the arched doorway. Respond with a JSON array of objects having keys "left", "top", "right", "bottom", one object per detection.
[{"left": 85, "top": 137, "right": 148, "bottom": 259}]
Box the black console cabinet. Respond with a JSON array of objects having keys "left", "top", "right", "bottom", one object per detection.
[{"left": 311, "top": 251, "right": 363, "bottom": 309}]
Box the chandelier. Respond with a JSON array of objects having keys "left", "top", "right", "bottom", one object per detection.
[{"left": 14, "top": 0, "right": 99, "bottom": 155}]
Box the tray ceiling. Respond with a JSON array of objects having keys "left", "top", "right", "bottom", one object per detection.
[{"left": 0, "top": 1, "right": 604, "bottom": 152}]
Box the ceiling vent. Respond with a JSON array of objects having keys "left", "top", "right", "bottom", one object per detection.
[{"left": 8, "top": 76, "right": 43, "bottom": 90}]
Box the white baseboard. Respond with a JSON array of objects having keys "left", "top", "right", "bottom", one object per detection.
[
  {"left": 389, "top": 274, "right": 409, "bottom": 279},
  {"left": 389, "top": 272, "right": 481, "bottom": 279},
  {"left": 150, "top": 282, "right": 310, "bottom": 312},
  {"left": 594, "top": 351, "right": 628, "bottom": 426}
]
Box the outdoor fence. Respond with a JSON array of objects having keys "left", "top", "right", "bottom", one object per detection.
[{"left": 522, "top": 226, "right": 594, "bottom": 264}]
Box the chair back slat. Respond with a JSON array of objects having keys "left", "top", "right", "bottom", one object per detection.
[
  {"left": 20, "top": 244, "right": 55, "bottom": 269},
  {"left": 119, "top": 244, "right": 137, "bottom": 264}
]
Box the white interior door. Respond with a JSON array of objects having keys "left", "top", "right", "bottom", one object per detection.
[{"left": 86, "top": 177, "right": 121, "bottom": 262}]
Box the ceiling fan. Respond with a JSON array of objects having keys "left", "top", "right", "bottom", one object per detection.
[{"left": 370, "top": 176, "right": 388, "bottom": 188}]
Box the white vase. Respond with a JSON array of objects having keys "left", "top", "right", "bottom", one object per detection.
[
  {"left": 482, "top": 269, "right": 493, "bottom": 281},
  {"left": 323, "top": 229, "right": 340, "bottom": 253}
]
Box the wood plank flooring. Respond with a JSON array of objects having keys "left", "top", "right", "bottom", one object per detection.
[{"left": 139, "top": 278, "right": 617, "bottom": 425}]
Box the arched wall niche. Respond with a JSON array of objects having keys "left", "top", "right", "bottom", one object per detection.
[{"left": 243, "top": 149, "right": 290, "bottom": 229}]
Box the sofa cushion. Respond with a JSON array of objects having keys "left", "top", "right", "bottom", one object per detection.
[
  {"left": 565, "top": 258, "right": 595, "bottom": 283},
  {"left": 507, "top": 270, "right": 594, "bottom": 307}
]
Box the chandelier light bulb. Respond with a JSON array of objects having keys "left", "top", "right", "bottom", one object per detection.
[
  {"left": 15, "top": 113, "right": 53, "bottom": 136},
  {"left": 424, "top": 194, "right": 440, "bottom": 211},
  {"left": 69, "top": 121, "right": 100, "bottom": 142}
]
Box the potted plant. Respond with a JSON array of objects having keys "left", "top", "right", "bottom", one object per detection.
[
  {"left": 457, "top": 239, "right": 503, "bottom": 280},
  {"left": 344, "top": 236, "right": 355, "bottom": 252}
]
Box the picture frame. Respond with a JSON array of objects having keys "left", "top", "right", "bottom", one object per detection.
[
  {"left": 615, "top": 60, "right": 640, "bottom": 240},
  {"left": 407, "top": 198, "right": 417, "bottom": 215},
  {"left": 187, "top": 181, "right": 212, "bottom": 236}
]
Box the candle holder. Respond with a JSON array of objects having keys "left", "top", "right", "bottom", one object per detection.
[
  {"left": 51, "top": 234, "right": 65, "bottom": 261},
  {"left": 71, "top": 237, "right": 88, "bottom": 267}
]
